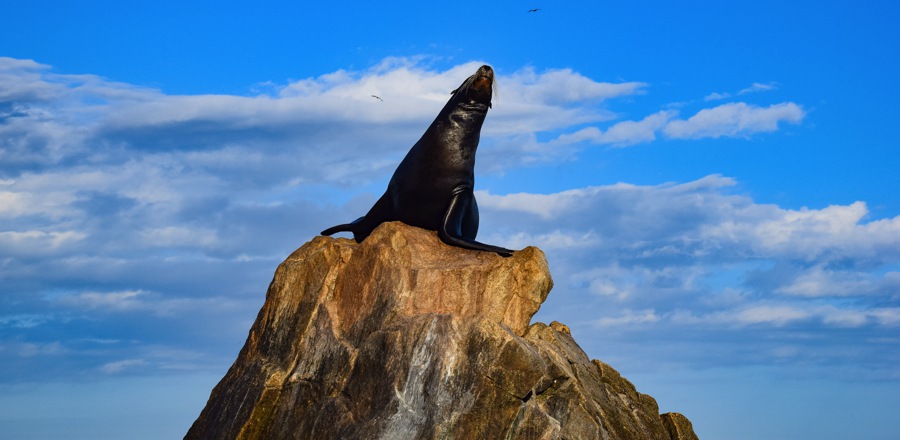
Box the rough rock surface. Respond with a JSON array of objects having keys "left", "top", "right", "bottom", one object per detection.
[{"left": 186, "top": 222, "right": 698, "bottom": 440}]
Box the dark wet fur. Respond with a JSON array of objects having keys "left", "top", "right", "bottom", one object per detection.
[{"left": 321, "top": 65, "right": 515, "bottom": 257}]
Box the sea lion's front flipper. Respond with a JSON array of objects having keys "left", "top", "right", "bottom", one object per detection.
[{"left": 439, "top": 187, "right": 514, "bottom": 257}]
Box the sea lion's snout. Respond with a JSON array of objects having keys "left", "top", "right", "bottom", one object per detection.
[
  {"left": 449, "top": 64, "right": 494, "bottom": 109},
  {"left": 473, "top": 65, "right": 494, "bottom": 94}
]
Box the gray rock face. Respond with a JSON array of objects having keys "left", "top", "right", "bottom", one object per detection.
[{"left": 186, "top": 222, "right": 698, "bottom": 440}]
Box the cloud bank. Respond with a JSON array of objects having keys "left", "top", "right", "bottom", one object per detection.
[{"left": 3, "top": 56, "right": 895, "bottom": 384}]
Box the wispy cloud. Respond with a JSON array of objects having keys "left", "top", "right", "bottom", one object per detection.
[
  {"left": 663, "top": 102, "right": 805, "bottom": 139},
  {"left": 704, "top": 81, "right": 779, "bottom": 101},
  {"left": 54, "top": 289, "right": 244, "bottom": 317},
  {"left": 595, "top": 309, "right": 660, "bottom": 327},
  {"left": 672, "top": 304, "right": 900, "bottom": 329},
  {"left": 739, "top": 82, "right": 779, "bottom": 95},
  {"left": 100, "top": 358, "right": 147, "bottom": 374},
  {"left": 554, "top": 110, "right": 676, "bottom": 147},
  {"left": 0, "top": 230, "right": 86, "bottom": 254},
  {"left": 14, "top": 341, "right": 66, "bottom": 357},
  {"left": 551, "top": 102, "right": 805, "bottom": 147}
]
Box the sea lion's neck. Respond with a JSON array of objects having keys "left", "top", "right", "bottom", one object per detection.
[
  {"left": 438, "top": 95, "right": 487, "bottom": 136},
  {"left": 417, "top": 104, "right": 484, "bottom": 165}
]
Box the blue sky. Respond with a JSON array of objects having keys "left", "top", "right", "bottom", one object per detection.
[{"left": 2, "top": 1, "right": 899, "bottom": 439}]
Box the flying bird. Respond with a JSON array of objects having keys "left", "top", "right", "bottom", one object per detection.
[
  {"left": 528, "top": 8, "right": 540, "bottom": 13},
  {"left": 371, "top": 94, "right": 383, "bottom": 101}
]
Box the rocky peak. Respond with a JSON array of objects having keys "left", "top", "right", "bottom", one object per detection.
[{"left": 186, "top": 222, "right": 698, "bottom": 439}]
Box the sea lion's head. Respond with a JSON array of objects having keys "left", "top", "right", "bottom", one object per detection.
[{"left": 451, "top": 65, "right": 494, "bottom": 111}]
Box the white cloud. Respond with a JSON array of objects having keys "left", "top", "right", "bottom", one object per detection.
[
  {"left": 663, "top": 102, "right": 805, "bottom": 139},
  {"left": 732, "top": 305, "right": 810, "bottom": 326},
  {"left": 594, "top": 309, "right": 660, "bottom": 327},
  {"left": 16, "top": 342, "right": 65, "bottom": 357},
  {"left": 546, "top": 101, "right": 804, "bottom": 149},
  {"left": 704, "top": 82, "right": 777, "bottom": 102},
  {"left": 673, "top": 304, "right": 900, "bottom": 329},
  {"left": 0, "top": 314, "right": 53, "bottom": 329},
  {"left": 818, "top": 306, "right": 870, "bottom": 327},
  {"left": 501, "top": 67, "right": 647, "bottom": 105},
  {"left": 482, "top": 174, "right": 738, "bottom": 223},
  {"left": 775, "top": 265, "right": 876, "bottom": 298},
  {"left": 477, "top": 187, "right": 602, "bottom": 219},
  {"left": 0, "top": 230, "right": 86, "bottom": 255},
  {"left": 54, "top": 290, "right": 242, "bottom": 317},
  {"left": 704, "top": 201, "right": 900, "bottom": 262},
  {"left": 0, "top": 183, "right": 81, "bottom": 220},
  {"left": 704, "top": 91, "right": 731, "bottom": 102},
  {"left": 554, "top": 110, "right": 676, "bottom": 147},
  {"left": 0, "top": 57, "right": 64, "bottom": 102},
  {"left": 738, "top": 82, "right": 778, "bottom": 95},
  {"left": 57, "top": 290, "right": 148, "bottom": 312},
  {"left": 669, "top": 102, "right": 797, "bottom": 138},
  {"left": 139, "top": 226, "right": 219, "bottom": 248},
  {"left": 870, "top": 308, "right": 900, "bottom": 326},
  {"left": 497, "top": 230, "right": 604, "bottom": 250},
  {"left": 672, "top": 304, "right": 823, "bottom": 327},
  {"left": 573, "top": 265, "right": 639, "bottom": 299},
  {"left": 101, "top": 358, "right": 147, "bottom": 374}
]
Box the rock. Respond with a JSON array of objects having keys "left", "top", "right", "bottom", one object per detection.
[
  {"left": 186, "top": 222, "right": 698, "bottom": 440},
  {"left": 662, "top": 413, "right": 700, "bottom": 440}
]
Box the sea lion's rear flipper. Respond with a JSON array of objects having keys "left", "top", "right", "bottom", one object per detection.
[
  {"left": 321, "top": 216, "right": 365, "bottom": 237},
  {"left": 321, "top": 192, "right": 395, "bottom": 243},
  {"left": 439, "top": 187, "right": 514, "bottom": 257}
]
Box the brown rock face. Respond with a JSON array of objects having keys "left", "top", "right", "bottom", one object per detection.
[{"left": 186, "top": 222, "right": 698, "bottom": 440}]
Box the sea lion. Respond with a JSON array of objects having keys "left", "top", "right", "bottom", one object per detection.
[{"left": 321, "top": 64, "right": 515, "bottom": 256}]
